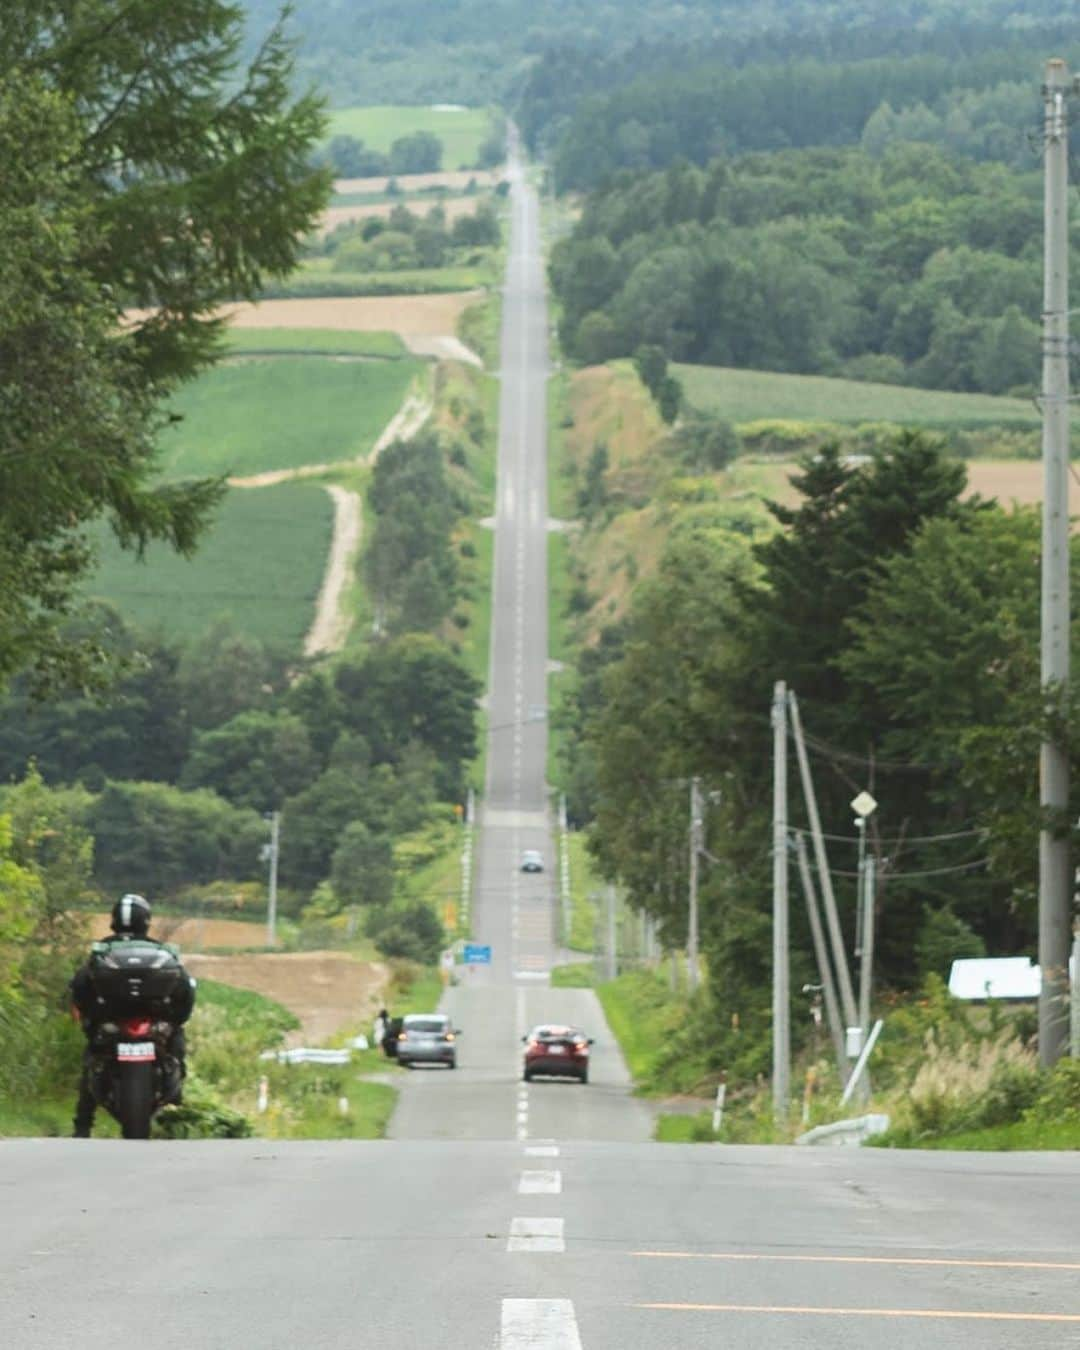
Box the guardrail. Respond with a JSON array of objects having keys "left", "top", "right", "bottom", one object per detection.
[{"left": 795, "top": 1113, "right": 890, "bottom": 1147}]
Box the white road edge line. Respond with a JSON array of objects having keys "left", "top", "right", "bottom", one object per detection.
[
  {"left": 501, "top": 1299, "right": 582, "bottom": 1350},
  {"left": 507, "top": 1217, "right": 566, "bottom": 1254},
  {"left": 519, "top": 1169, "right": 562, "bottom": 1195}
]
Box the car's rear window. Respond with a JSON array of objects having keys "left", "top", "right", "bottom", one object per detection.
[
  {"left": 535, "top": 1026, "right": 575, "bottom": 1041},
  {"left": 405, "top": 1018, "right": 446, "bottom": 1033}
]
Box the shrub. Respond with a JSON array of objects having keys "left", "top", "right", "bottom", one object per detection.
[
  {"left": 1026, "top": 1057, "right": 1080, "bottom": 1125},
  {"left": 903, "top": 1030, "right": 1038, "bottom": 1138}
]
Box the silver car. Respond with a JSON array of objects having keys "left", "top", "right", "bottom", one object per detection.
[{"left": 396, "top": 1014, "right": 459, "bottom": 1069}]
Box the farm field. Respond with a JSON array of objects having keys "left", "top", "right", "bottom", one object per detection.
[
  {"left": 326, "top": 105, "right": 493, "bottom": 169},
  {"left": 271, "top": 261, "right": 489, "bottom": 298},
  {"left": 157, "top": 356, "right": 421, "bottom": 478},
  {"left": 89, "top": 482, "right": 334, "bottom": 650},
  {"left": 225, "top": 328, "right": 407, "bottom": 358},
  {"left": 675, "top": 362, "right": 1047, "bottom": 428},
  {"left": 741, "top": 458, "right": 1058, "bottom": 512},
  {"left": 320, "top": 196, "right": 487, "bottom": 231},
  {"left": 224, "top": 292, "right": 485, "bottom": 338},
  {"left": 333, "top": 170, "right": 501, "bottom": 196}
]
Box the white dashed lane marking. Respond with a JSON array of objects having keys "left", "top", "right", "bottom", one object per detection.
[
  {"left": 524, "top": 1144, "right": 559, "bottom": 1158},
  {"left": 501, "top": 1299, "right": 582, "bottom": 1349},
  {"left": 518, "top": 1169, "right": 562, "bottom": 1195},
  {"left": 507, "top": 1217, "right": 566, "bottom": 1253}
]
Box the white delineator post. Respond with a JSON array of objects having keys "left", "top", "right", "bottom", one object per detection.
[{"left": 1039, "top": 58, "right": 1073, "bottom": 1068}]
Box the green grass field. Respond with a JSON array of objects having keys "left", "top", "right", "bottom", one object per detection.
[
  {"left": 327, "top": 105, "right": 494, "bottom": 170},
  {"left": 225, "top": 328, "right": 407, "bottom": 358},
  {"left": 90, "top": 482, "right": 334, "bottom": 650},
  {"left": 158, "top": 357, "right": 421, "bottom": 478},
  {"left": 675, "top": 363, "right": 1046, "bottom": 429},
  {"left": 263, "top": 265, "right": 487, "bottom": 299}
]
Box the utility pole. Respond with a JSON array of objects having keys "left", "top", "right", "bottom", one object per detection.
[
  {"left": 795, "top": 833, "right": 848, "bottom": 1081},
  {"left": 265, "top": 810, "right": 280, "bottom": 948},
  {"left": 772, "top": 681, "right": 790, "bottom": 1120},
  {"left": 1039, "top": 58, "right": 1073, "bottom": 1068},
  {"left": 858, "top": 855, "right": 876, "bottom": 1037},
  {"left": 788, "top": 691, "right": 859, "bottom": 1031},
  {"left": 687, "top": 776, "right": 703, "bottom": 990},
  {"left": 605, "top": 884, "right": 618, "bottom": 982}
]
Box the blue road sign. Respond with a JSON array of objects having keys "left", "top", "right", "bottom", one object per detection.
[{"left": 463, "top": 943, "right": 492, "bottom": 965}]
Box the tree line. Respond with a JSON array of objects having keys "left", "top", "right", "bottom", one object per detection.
[
  {"left": 550, "top": 144, "right": 1059, "bottom": 394},
  {"left": 556, "top": 431, "right": 1074, "bottom": 1075}
]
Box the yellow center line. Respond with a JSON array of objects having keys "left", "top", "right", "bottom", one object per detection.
[
  {"left": 632, "top": 1250, "right": 1080, "bottom": 1272},
  {"left": 637, "top": 1303, "right": 1080, "bottom": 1323}
]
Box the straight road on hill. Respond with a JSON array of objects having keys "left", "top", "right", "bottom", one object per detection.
[{"left": 389, "top": 140, "right": 651, "bottom": 1144}]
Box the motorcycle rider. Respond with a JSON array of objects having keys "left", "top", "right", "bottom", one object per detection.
[{"left": 69, "top": 894, "right": 196, "bottom": 1138}]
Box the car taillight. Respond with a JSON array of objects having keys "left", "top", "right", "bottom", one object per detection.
[
  {"left": 121, "top": 1016, "right": 152, "bottom": 1038},
  {"left": 526, "top": 1040, "right": 540, "bottom": 1051},
  {"left": 444, "top": 1033, "right": 455, "bottom": 1042},
  {"left": 573, "top": 1042, "right": 588, "bottom": 1054}
]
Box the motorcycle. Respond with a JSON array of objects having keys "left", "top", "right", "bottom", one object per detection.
[
  {"left": 83, "top": 939, "right": 188, "bottom": 1139},
  {"left": 87, "top": 1016, "right": 182, "bottom": 1140}
]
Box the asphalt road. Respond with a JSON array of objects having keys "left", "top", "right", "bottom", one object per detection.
[
  {"left": 5, "top": 145, "right": 1080, "bottom": 1350},
  {"left": 390, "top": 140, "right": 651, "bottom": 1146},
  {"left": 4, "top": 1140, "right": 1080, "bottom": 1347}
]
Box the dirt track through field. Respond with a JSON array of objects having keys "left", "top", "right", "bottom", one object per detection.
[
  {"left": 304, "top": 486, "right": 362, "bottom": 655},
  {"left": 183, "top": 952, "right": 390, "bottom": 1045}
]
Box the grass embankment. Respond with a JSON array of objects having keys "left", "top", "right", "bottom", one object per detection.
[
  {"left": 157, "top": 357, "right": 421, "bottom": 478},
  {"left": 326, "top": 105, "right": 495, "bottom": 170},
  {"left": 90, "top": 482, "right": 334, "bottom": 650}
]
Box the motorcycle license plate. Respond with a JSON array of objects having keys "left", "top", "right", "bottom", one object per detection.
[
  {"left": 548, "top": 1045, "right": 565, "bottom": 1055},
  {"left": 117, "top": 1042, "right": 156, "bottom": 1062}
]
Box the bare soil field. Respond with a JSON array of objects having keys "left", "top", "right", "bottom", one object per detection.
[
  {"left": 183, "top": 952, "right": 390, "bottom": 1045},
  {"left": 223, "top": 292, "right": 483, "bottom": 338},
  {"left": 742, "top": 458, "right": 1056, "bottom": 512},
  {"left": 964, "top": 459, "right": 1045, "bottom": 506},
  {"left": 333, "top": 170, "right": 500, "bottom": 195},
  {"left": 319, "top": 196, "right": 482, "bottom": 236},
  {"left": 79, "top": 912, "right": 270, "bottom": 952}
]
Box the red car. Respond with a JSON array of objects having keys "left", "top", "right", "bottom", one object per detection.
[{"left": 522, "top": 1024, "right": 593, "bottom": 1084}]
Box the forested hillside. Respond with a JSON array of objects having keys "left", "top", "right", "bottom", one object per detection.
[
  {"left": 239, "top": 0, "right": 1078, "bottom": 106},
  {"left": 550, "top": 146, "right": 1054, "bottom": 394}
]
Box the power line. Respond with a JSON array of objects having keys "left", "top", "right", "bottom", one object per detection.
[
  {"left": 825, "top": 857, "right": 989, "bottom": 881},
  {"left": 789, "top": 824, "right": 987, "bottom": 847}
]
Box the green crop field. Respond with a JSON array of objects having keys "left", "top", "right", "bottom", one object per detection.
[
  {"left": 675, "top": 363, "right": 1047, "bottom": 429},
  {"left": 157, "top": 356, "right": 421, "bottom": 478},
  {"left": 225, "top": 328, "right": 407, "bottom": 358},
  {"left": 89, "top": 482, "right": 334, "bottom": 650},
  {"left": 265, "top": 261, "right": 489, "bottom": 299},
  {"left": 326, "top": 105, "right": 493, "bottom": 169}
]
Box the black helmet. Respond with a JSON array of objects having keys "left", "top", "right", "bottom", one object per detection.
[{"left": 111, "top": 893, "right": 152, "bottom": 937}]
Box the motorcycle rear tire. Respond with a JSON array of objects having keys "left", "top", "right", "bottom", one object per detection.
[{"left": 116, "top": 1063, "right": 154, "bottom": 1140}]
